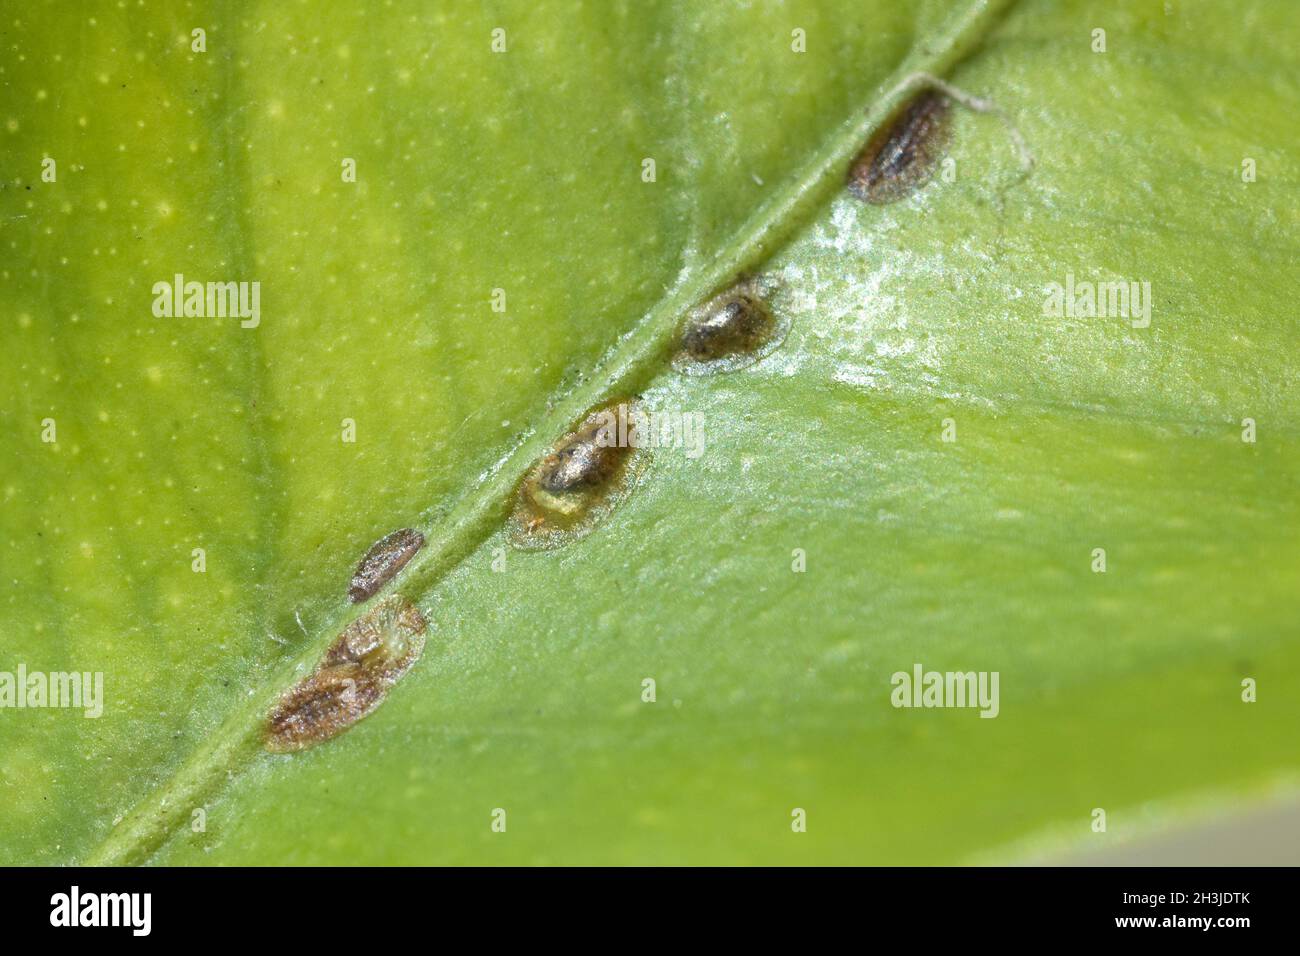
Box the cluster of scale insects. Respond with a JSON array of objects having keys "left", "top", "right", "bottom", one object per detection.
[{"left": 265, "top": 87, "right": 954, "bottom": 751}]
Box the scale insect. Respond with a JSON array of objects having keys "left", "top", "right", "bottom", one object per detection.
[
  {"left": 347, "top": 527, "right": 425, "bottom": 603},
  {"left": 509, "top": 398, "right": 649, "bottom": 551},
  {"left": 673, "top": 276, "right": 786, "bottom": 374},
  {"left": 846, "top": 88, "right": 952, "bottom": 204},
  {"left": 265, "top": 596, "right": 427, "bottom": 752},
  {"left": 847, "top": 73, "right": 1033, "bottom": 204}
]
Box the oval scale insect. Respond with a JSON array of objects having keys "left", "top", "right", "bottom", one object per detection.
[
  {"left": 846, "top": 89, "right": 952, "bottom": 204},
  {"left": 673, "top": 276, "right": 786, "bottom": 374},
  {"left": 265, "top": 595, "right": 427, "bottom": 753},
  {"left": 347, "top": 527, "right": 425, "bottom": 603},
  {"left": 509, "top": 398, "right": 649, "bottom": 551}
]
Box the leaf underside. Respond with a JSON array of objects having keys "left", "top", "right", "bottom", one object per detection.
[{"left": 1, "top": 0, "right": 1297, "bottom": 865}]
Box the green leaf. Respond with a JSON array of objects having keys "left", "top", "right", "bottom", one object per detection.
[{"left": 3, "top": 0, "right": 1296, "bottom": 866}]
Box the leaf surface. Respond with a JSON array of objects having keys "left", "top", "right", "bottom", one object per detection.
[{"left": 1, "top": 0, "right": 1296, "bottom": 865}]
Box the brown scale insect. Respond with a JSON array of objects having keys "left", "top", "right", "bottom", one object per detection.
[
  {"left": 510, "top": 399, "right": 646, "bottom": 550},
  {"left": 682, "top": 290, "right": 773, "bottom": 362},
  {"left": 265, "top": 595, "right": 427, "bottom": 753},
  {"left": 674, "top": 276, "right": 784, "bottom": 374},
  {"left": 347, "top": 527, "right": 425, "bottom": 603},
  {"left": 846, "top": 89, "right": 952, "bottom": 204},
  {"left": 537, "top": 415, "right": 628, "bottom": 496}
]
